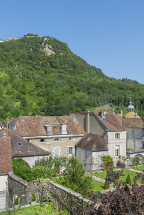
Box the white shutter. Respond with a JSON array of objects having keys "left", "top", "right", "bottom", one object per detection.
[
  {"left": 72, "top": 147, "right": 75, "bottom": 155},
  {"left": 55, "top": 148, "right": 59, "bottom": 157},
  {"left": 67, "top": 147, "right": 69, "bottom": 155}
]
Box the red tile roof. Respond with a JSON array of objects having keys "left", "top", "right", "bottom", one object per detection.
[
  {"left": 76, "top": 133, "right": 108, "bottom": 152},
  {"left": 122, "top": 118, "right": 143, "bottom": 128},
  {"left": 0, "top": 137, "right": 13, "bottom": 174},
  {"left": 96, "top": 112, "right": 126, "bottom": 130},
  {"left": 8, "top": 116, "right": 85, "bottom": 136}
]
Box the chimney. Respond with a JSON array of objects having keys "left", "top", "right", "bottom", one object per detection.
[
  {"left": 6, "top": 117, "right": 9, "bottom": 129},
  {"left": 61, "top": 119, "right": 67, "bottom": 134},
  {"left": 86, "top": 110, "right": 90, "bottom": 133},
  {"left": 3, "top": 128, "right": 7, "bottom": 137}
]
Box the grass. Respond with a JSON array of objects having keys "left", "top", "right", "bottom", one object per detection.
[
  {"left": 0, "top": 204, "right": 69, "bottom": 215},
  {"left": 93, "top": 169, "right": 139, "bottom": 183},
  {"left": 92, "top": 179, "right": 104, "bottom": 192},
  {"left": 132, "top": 166, "right": 144, "bottom": 171},
  {"left": 51, "top": 177, "right": 105, "bottom": 194}
]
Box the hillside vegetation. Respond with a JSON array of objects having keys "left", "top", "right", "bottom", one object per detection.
[{"left": 0, "top": 33, "right": 144, "bottom": 122}]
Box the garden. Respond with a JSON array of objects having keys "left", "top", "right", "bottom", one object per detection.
[{"left": 12, "top": 155, "right": 144, "bottom": 214}]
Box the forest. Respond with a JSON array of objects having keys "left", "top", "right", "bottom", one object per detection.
[{"left": 0, "top": 33, "right": 144, "bottom": 122}]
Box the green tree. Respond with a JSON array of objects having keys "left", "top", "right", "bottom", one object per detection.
[{"left": 20, "top": 97, "right": 28, "bottom": 108}]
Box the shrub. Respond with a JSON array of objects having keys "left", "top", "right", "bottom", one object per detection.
[
  {"left": 104, "top": 181, "right": 110, "bottom": 190},
  {"left": 32, "top": 165, "right": 47, "bottom": 179},
  {"left": 116, "top": 160, "right": 125, "bottom": 169},
  {"left": 12, "top": 158, "right": 33, "bottom": 181},
  {"left": 124, "top": 184, "right": 130, "bottom": 192},
  {"left": 132, "top": 156, "right": 141, "bottom": 166},
  {"left": 126, "top": 174, "right": 131, "bottom": 184},
  {"left": 102, "top": 156, "right": 114, "bottom": 172},
  {"left": 56, "top": 155, "right": 93, "bottom": 196},
  {"left": 31, "top": 193, "right": 36, "bottom": 202}
]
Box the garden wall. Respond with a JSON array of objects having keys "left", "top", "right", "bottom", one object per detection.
[{"left": 8, "top": 173, "right": 98, "bottom": 214}]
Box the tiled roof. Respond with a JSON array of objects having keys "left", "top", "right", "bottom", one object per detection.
[
  {"left": 122, "top": 118, "right": 143, "bottom": 128},
  {"left": 96, "top": 113, "right": 126, "bottom": 131},
  {"left": 0, "top": 137, "right": 13, "bottom": 174},
  {"left": 8, "top": 132, "right": 51, "bottom": 157},
  {"left": 76, "top": 133, "right": 108, "bottom": 152},
  {"left": 7, "top": 116, "right": 85, "bottom": 136}
]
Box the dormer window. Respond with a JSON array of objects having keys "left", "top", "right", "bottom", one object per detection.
[
  {"left": 17, "top": 142, "right": 22, "bottom": 146},
  {"left": 115, "top": 133, "right": 120, "bottom": 139}
]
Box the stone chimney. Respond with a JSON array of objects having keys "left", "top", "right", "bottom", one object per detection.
[
  {"left": 61, "top": 119, "right": 67, "bottom": 134},
  {"left": 6, "top": 117, "right": 9, "bottom": 129},
  {"left": 3, "top": 128, "right": 7, "bottom": 137},
  {"left": 86, "top": 110, "right": 90, "bottom": 133}
]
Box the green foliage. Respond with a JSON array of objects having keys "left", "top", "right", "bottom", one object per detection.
[
  {"left": 31, "top": 193, "right": 36, "bottom": 202},
  {"left": 41, "top": 189, "right": 53, "bottom": 209},
  {"left": 0, "top": 203, "right": 70, "bottom": 214},
  {"left": 104, "top": 181, "right": 110, "bottom": 190},
  {"left": 53, "top": 156, "right": 93, "bottom": 196},
  {"left": 124, "top": 184, "right": 130, "bottom": 192},
  {"left": 0, "top": 35, "right": 144, "bottom": 120},
  {"left": 12, "top": 158, "right": 33, "bottom": 181},
  {"left": 14, "top": 197, "right": 19, "bottom": 205},
  {"left": 102, "top": 156, "right": 114, "bottom": 172},
  {"left": 132, "top": 156, "right": 142, "bottom": 166},
  {"left": 126, "top": 174, "right": 132, "bottom": 184}
]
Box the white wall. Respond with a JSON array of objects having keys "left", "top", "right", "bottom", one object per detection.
[
  {"left": 0, "top": 175, "right": 7, "bottom": 192},
  {"left": 127, "top": 128, "right": 143, "bottom": 150},
  {"left": 107, "top": 131, "right": 126, "bottom": 157},
  {"left": 22, "top": 155, "right": 49, "bottom": 167},
  {"left": 14, "top": 155, "right": 49, "bottom": 167}
]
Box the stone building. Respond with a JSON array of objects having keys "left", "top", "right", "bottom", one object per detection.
[
  {"left": 75, "top": 133, "right": 108, "bottom": 171},
  {"left": 6, "top": 116, "right": 85, "bottom": 158},
  {"left": 70, "top": 111, "right": 127, "bottom": 160}
]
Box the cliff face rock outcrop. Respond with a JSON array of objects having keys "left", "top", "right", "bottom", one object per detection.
[{"left": 41, "top": 42, "right": 55, "bottom": 56}]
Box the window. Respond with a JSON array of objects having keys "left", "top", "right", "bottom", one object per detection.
[
  {"left": 115, "top": 145, "right": 120, "bottom": 157},
  {"left": 142, "top": 143, "right": 144, "bottom": 149},
  {"left": 17, "top": 142, "right": 22, "bottom": 146},
  {"left": 115, "top": 133, "right": 120, "bottom": 139},
  {"left": 85, "top": 150, "right": 88, "bottom": 159},
  {"left": 53, "top": 138, "right": 61, "bottom": 141},
  {"left": 40, "top": 139, "right": 44, "bottom": 142},
  {"left": 68, "top": 137, "right": 73, "bottom": 141},
  {"left": 132, "top": 130, "right": 134, "bottom": 135},
  {"left": 69, "top": 147, "right": 73, "bottom": 154}
]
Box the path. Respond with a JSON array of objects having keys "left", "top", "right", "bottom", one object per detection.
[{"left": 86, "top": 172, "right": 105, "bottom": 183}]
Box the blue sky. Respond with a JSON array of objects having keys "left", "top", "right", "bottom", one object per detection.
[{"left": 1, "top": 0, "right": 144, "bottom": 84}]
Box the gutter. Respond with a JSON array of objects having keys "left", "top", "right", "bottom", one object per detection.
[{"left": 22, "top": 134, "right": 84, "bottom": 140}]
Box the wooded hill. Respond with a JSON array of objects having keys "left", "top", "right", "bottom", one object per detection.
[{"left": 0, "top": 33, "right": 144, "bottom": 122}]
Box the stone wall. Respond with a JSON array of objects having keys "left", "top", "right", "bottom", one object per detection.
[
  {"left": 8, "top": 173, "right": 97, "bottom": 214},
  {"left": 31, "top": 137, "right": 81, "bottom": 157}
]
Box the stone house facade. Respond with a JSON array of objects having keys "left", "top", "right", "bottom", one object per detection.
[
  {"left": 75, "top": 133, "right": 108, "bottom": 171},
  {"left": 6, "top": 116, "right": 85, "bottom": 159},
  {"left": 70, "top": 111, "right": 127, "bottom": 160}
]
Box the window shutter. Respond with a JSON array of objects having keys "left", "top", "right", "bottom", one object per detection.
[
  {"left": 38, "top": 139, "right": 40, "bottom": 142},
  {"left": 55, "top": 148, "right": 59, "bottom": 157},
  {"left": 67, "top": 147, "right": 69, "bottom": 155},
  {"left": 72, "top": 147, "right": 75, "bottom": 155}
]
